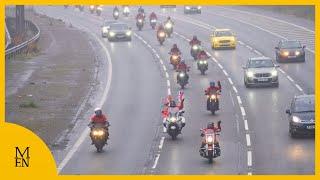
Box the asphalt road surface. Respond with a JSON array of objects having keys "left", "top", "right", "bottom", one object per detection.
[{"left": 33, "top": 6, "right": 314, "bottom": 175}]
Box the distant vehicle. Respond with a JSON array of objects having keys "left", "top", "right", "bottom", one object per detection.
[
  {"left": 243, "top": 57, "right": 279, "bottom": 87},
  {"left": 275, "top": 40, "right": 306, "bottom": 62},
  {"left": 211, "top": 29, "right": 236, "bottom": 49},
  {"left": 89, "top": 5, "right": 96, "bottom": 13},
  {"left": 160, "top": 5, "right": 176, "bottom": 12},
  {"left": 107, "top": 23, "right": 132, "bottom": 42},
  {"left": 286, "top": 94, "right": 314, "bottom": 137},
  {"left": 101, "top": 20, "right": 117, "bottom": 38},
  {"left": 184, "top": 6, "right": 201, "bottom": 14}
]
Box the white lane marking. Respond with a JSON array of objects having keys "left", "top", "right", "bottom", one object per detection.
[
  {"left": 237, "top": 96, "right": 242, "bottom": 105},
  {"left": 287, "top": 75, "right": 294, "bottom": 82},
  {"left": 217, "top": 63, "right": 223, "bottom": 69},
  {"left": 159, "top": 59, "right": 164, "bottom": 65},
  {"left": 167, "top": 88, "right": 171, "bottom": 95},
  {"left": 58, "top": 28, "right": 113, "bottom": 173},
  {"left": 246, "top": 134, "right": 251, "bottom": 147},
  {"left": 278, "top": 68, "right": 285, "bottom": 74},
  {"left": 163, "top": 127, "right": 167, "bottom": 133},
  {"left": 233, "top": 86, "right": 238, "bottom": 94},
  {"left": 244, "top": 119, "right": 249, "bottom": 131},
  {"left": 240, "top": 106, "right": 246, "bottom": 116},
  {"left": 238, "top": 40, "right": 244, "bottom": 45},
  {"left": 152, "top": 154, "right": 160, "bottom": 169},
  {"left": 159, "top": 137, "right": 165, "bottom": 149},
  {"left": 167, "top": 80, "right": 171, "bottom": 87},
  {"left": 222, "top": 69, "right": 229, "bottom": 76},
  {"left": 163, "top": 65, "right": 167, "bottom": 71},
  {"left": 228, "top": 77, "right": 234, "bottom": 85},
  {"left": 254, "top": 50, "right": 262, "bottom": 55},
  {"left": 165, "top": 72, "right": 169, "bottom": 78},
  {"left": 212, "top": 58, "right": 218, "bottom": 63},
  {"left": 295, "top": 84, "right": 303, "bottom": 92},
  {"left": 247, "top": 151, "right": 252, "bottom": 167},
  {"left": 155, "top": 54, "right": 160, "bottom": 59}
]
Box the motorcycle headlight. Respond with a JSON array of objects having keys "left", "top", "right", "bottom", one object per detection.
[
  {"left": 271, "top": 70, "right": 278, "bottom": 77},
  {"left": 138, "top": 19, "right": 143, "bottom": 23},
  {"left": 126, "top": 30, "right": 132, "bottom": 36},
  {"left": 292, "top": 116, "right": 301, "bottom": 123},
  {"left": 199, "top": 61, "right": 204, "bottom": 64},
  {"left": 172, "top": 55, "right": 178, "bottom": 60},
  {"left": 109, "top": 31, "right": 115, "bottom": 37},
  {"left": 114, "top": 11, "right": 119, "bottom": 15},
  {"left": 198, "top": 6, "right": 202, "bottom": 9},
  {"left": 246, "top": 71, "right": 254, "bottom": 78},
  {"left": 151, "top": 19, "right": 157, "bottom": 23},
  {"left": 295, "top": 51, "right": 301, "bottom": 56},
  {"left": 170, "top": 117, "right": 177, "bottom": 122},
  {"left": 102, "top": 27, "right": 108, "bottom": 33},
  {"left": 97, "top": 7, "right": 103, "bottom": 11},
  {"left": 165, "top": 23, "right": 172, "bottom": 29},
  {"left": 124, "top": 7, "right": 129, "bottom": 12},
  {"left": 90, "top": 5, "right": 94, "bottom": 9},
  {"left": 92, "top": 130, "right": 104, "bottom": 136},
  {"left": 159, "top": 32, "right": 165, "bottom": 37},
  {"left": 281, "top": 50, "right": 289, "bottom": 56},
  {"left": 203, "top": 60, "right": 208, "bottom": 64},
  {"left": 192, "top": 45, "right": 198, "bottom": 50},
  {"left": 185, "top": 6, "right": 190, "bottom": 10},
  {"left": 179, "top": 73, "right": 185, "bottom": 77},
  {"left": 207, "top": 136, "right": 213, "bottom": 143},
  {"left": 210, "top": 95, "right": 216, "bottom": 99}
]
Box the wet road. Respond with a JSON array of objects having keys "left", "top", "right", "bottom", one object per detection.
[{"left": 34, "top": 6, "right": 314, "bottom": 175}]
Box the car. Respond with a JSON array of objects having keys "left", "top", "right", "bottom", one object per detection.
[
  {"left": 107, "top": 23, "right": 132, "bottom": 42},
  {"left": 211, "top": 29, "right": 236, "bottom": 49},
  {"left": 243, "top": 57, "right": 279, "bottom": 87},
  {"left": 286, "top": 94, "right": 314, "bottom": 137},
  {"left": 101, "top": 20, "right": 117, "bottom": 37},
  {"left": 275, "top": 40, "right": 306, "bottom": 62},
  {"left": 184, "top": 6, "right": 201, "bottom": 14}
]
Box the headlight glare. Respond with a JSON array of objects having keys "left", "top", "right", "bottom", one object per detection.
[{"left": 292, "top": 116, "right": 301, "bottom": 123}]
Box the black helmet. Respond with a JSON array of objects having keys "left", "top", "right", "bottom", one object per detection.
[
  {"left": 193, "top": 35, "right": 197, "bottom": 40},
  {"left": 173, "top": 44, "right": 178, "bottom": 48},
  {"left": 210, "top": 81, "right": 215, "bottom": 87},
  {"left": 207, "top": 122, "right": 214, "bottom": 129}
]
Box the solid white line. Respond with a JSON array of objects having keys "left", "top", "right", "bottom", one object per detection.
[
  {"left": 58, "top": 29, "right": 113, "bottom": 173},
  {"left": 233, "top": 86, "right": 238, "bottom": 94},
  {"left": 217, "top": 63, "right": 223, "bottom": 69},
  {"left": 163, "top": 127, "right": 167, "bottom": 133},
  {"left": 155, "top": 54, "right": 160, "bottom": 59},
  {"left": 246, "top": 134, "right": 251, "bottom": 147},
  {"left": 287, "top": 75, "right": 294, "bottom": 82},
  {"left": 278, "top": 68, "right": 285, "bottom": 74},
  {"left": 165, "top": 72, "right": 169, "bottom": 78},
  {"left": 240, "top": 106, "right": 246, "bottom": 116},
  {"left": 238, "top": 41, "right": 244, "bottom": 45},
  {"left": 228, "top": 77, "right": 234, "bottom": 85},
  {"left": 152, "top": 154, "right": 160, "bottom": 169},
  {"left": 167, "top": 88, "right": 171, "bottom": 95},
  {"left": 163, "top": 65, "right": 167, "bottom": 71},
  {"left": 159, "top": 59, "right": 163, "bottom": 65},
  {"left": 295, "top": 84, "right": 303, "bottom": 92},
  {"left": 246, "top": 45, "right": 253, "bottom": 50},
  {"left": 212, "top": 58, "right": 218, "bottom": 63},
  {"left": 159, "top": 137, "right": 165, "bottom": 149},
  {"left": 244, "top": 119, "right": 249, "bottom": 131},
  {"left": 254, "top": 50, "right": 261, "bottom": 55},
  {"left": 167, "top": 80, "right": 171, "bottom": 87},
  {"left": 247, "top": 151, "right": 252, "bottom": 167},
  {"left": 237, "top": 96, "right": 242, "bottom": 105},
  {"left": 222, "top": 69, "right": 228, "bottom": 76}
]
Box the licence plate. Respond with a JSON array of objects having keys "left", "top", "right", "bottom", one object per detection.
[
  {"left": 306, "top": 125, "right": 315, "bottom": 129},
  {"left": 258, "top": 78, "right": 268, "bottom": 82},
  {"left": 288, "top": 56, "right": 296, "bottom": 58}
]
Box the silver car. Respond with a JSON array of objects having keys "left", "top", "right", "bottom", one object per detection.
[
  {"left": 243, "top": 57, "right": 279, "bottom": 87},
  {"left": 107, "top": 23, "right": 132, "bottom": 42}
]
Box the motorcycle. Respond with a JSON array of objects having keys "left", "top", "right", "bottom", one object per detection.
[
  {"left": 136, "top": 18, "right": 144, "bottom": 31},
  {"left": 197, "top": 59, "right": 208, "bottom": 75},
  {"left": 190, "top": 44, "right": 201, "bottom": 60},
  {"left": 169, "top": 52, "right": 181, "bottom": 69},
  {"left": 206, "top": 91, "right": 220, "bottom": 114},
  {"left": 89, "top": 5, "right": 95, "bottom": 13},
  {"left": 96, "top": 6, "right": 103, "bottom": 16},
  {"left": 164, "top": 21, "right": 173, "bottom": 37},
  {"left": 150, "top": 18, "right": 157, "bottom": 29},
  {"left": 164, "top": 109, "right": 185, "bottom": 140},
  {"left": 89, "top": 123, "right": 109, "bottom": 152},
  {"left": 113, "top": 9, "right": 119, "bottom": 20},
  {"left": 200, "top": 129, "right": 221, "bottom": 163},
  {"left": 64, "top": 5, "right": 69, "bottom": 9},
  {"left": 123, "top": 6, "right": 130, "bottom": 17},
  {"left": 157, "top": 30, "right": 166, "bottom": 45},
  {"left": 177, "top": 71, "right": 189, "bottom": 89}
]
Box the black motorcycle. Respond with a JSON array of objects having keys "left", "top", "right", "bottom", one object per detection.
[
  {"left": 200, "top": 131, "right": 221, "bottom": 163},
  {"left": 177, "top": 71, "right": 189, "bottom": 89},
  {"left": 197, "top": 59, "right": 208, "bottom": 75},
  {"left": 165, "top": 110, "right": 185, "bottom": 140},
  {"left": 190, "top": 44, "right": 201, "bottom": 60},
  {"left": 206, "top": 92, "right": 220, "bottom": 114},
  {"left": 136, "top": 18, "right": 144, "bottom": 31},
  {"left": 89, "top": 123, "right": 108, "bottom": 152}
]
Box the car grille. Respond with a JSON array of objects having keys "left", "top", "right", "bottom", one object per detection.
[
  {"left": 219, "top": 40, "right": 230, "bottom": 43},
  {"left": 289, "top": 51, "right": 295, "bottom": 56},
  {"left": 255, "top": 73, "right": 271, "bottom": 78}
]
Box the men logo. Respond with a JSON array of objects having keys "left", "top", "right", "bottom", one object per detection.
[{"left": 15, "top": 147, "right": 30, "bottom": 167}]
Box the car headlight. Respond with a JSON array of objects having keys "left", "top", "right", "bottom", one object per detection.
[
  {"left": 198, "top": 6, "right": 202, "bottom": 9},
  {"left": 102, "top": 27, "right": 108, "bottom": 33},
  {"left": 165, "top": 23, "right": 172, "bottom": 29},
  {"left": 271, "top": 70, "right": 278, "bottom": 77},
  {"left": 213, "top": 38, "right": 218, "bottom": 43},
  {"left": 126, "top": 30, "right": 132, "bottom": 36},
  {"left": 281, "top": 51, "right": 289, "bottom": 56},
  {"left": 109, "top": 31, "right": 115, "bottom": 37},
  {"left": 246, "top": 71, "right": 254, "bottom": 78},
  {"left": 292, "top": 116, "right": 301, "bottom": 123},
  {"left": 185, "top": 6, "right": 190, "bottom": 10},
  {"left": 179, "top": 73, "right": 185, "bottom": 77},
  {"left": 207, "top": 136, "right": 213, "bottom": 143},
  {"left": 295, "top": 51, "right": 301, "bottom": 56}
]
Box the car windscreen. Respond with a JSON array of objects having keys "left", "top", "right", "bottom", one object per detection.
[
  {"left": 110, "top": 24, "right": 128, "bottom": 30},
  {"left": 294, "top": 97, "right": 315, "bottom": 112},
  {"left": 248, "top": 59, "right": 274, "bottom": 68},
  {"left": 281, "top": 41, "right": 302, "bottom": 49},
  {"left": 104, "top": 21, "right": 116, "bottom": 26},
  {"left": 215, "top": 31, "right": 232, "bottom": 37}
]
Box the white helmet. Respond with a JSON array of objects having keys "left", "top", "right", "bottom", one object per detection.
[{"left": 94, "top": 108, "right": 102, "bottom": 116}]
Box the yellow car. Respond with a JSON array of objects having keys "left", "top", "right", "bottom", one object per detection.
[{"left": 211, "top": 29, "right": 236, "bottom": 49}]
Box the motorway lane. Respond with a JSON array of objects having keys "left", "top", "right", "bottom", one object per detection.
[
  {"left": 154, "top": 9, "right": 314, "bottom": 174},
  {"left": 172, "top": 7, "right": 315, "bottom": 94},
  {"left": 36, "top": 6, "right": 167, "bottom": 174}
]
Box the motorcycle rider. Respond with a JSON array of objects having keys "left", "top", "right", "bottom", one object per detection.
[
  {"left": 165, "top": 16, "right": 174, "bottom": 25},
  {"left": 149, "top": 12, "right": 157, "bottom": 21},
  {"left": 136, "top": 12, "right": 145, "bottom": 21},
  {"left": 113, "top": 6, "right": 119, "bottom": 13},
  {"left": 138, "top": 6, "right": 145, "bottom": 16},
  {"left": 189, "top": 35, "right": 201, "bottom": 46},
  {"left": 170, "top": 44, "right": 181, "bottom": 55},
  {"left": 89, "top": 108, "right": 110, "bottom": 144},
  {"left": 205, "top": 81, "right": 221, "bottom": 110},
  {"left": 197, "top": 50, "right": 210, "bottom": 60},
  {"left": 161, "top": 95, "right": 186, "bottom": 129},
  {"left": 200, "top": 121, "right": 221, "bottom": 156}
]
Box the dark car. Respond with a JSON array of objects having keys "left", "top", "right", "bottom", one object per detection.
[
  {"left": 275, "top": 40, "right": 306, "bottom": 62},
  {"left": 107, "top": 23, "right": 132, "bottom": 42},
  {"left": 286, "top": 94, "right": 315, "bottom": 137},
  {"left": 184, "top": 6, "right": 201, "bottom": 14}
]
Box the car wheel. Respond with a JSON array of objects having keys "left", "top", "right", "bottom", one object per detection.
[
  {"left": 244, "top": 79, "right": 249, "bottom": 88},
  {"left": 274, "top": 82, "right": 279, "bottom": 88}
]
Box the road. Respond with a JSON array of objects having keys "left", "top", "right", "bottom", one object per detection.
[{"left": 34, "top": 6, "right": 314, "bottom": 175}]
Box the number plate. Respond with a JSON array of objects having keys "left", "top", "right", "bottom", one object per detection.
[
  {"left": 258, "top": 78, "right": 269, "bottom": 82},
  {"left": 288, "top": 56, "right": 296, "bottom": 58},
  {"left": 306, "top": 125, "right": 315, "bottom": 129}
]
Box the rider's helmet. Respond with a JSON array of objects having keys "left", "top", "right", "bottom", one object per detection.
[
  {"left": 94, "top": 108, "right": 102, "bottom": 116},
  {"left": 167, "top": 16, "right": 171, "bottom": 20},
  {"left": 207, "top": 122, "right": 214, "bottom": 129},
  {"left": 181, "top": 60, "right": 185, "bottom": 64},
  {"left": 193, "top": 35, "right": 197, "bottom": 40},
  {"left": 173, "top": 44, "right": 178, "bottom": 49},
  {"left": 210, "top": 81, "right": 215, "bottom": 87}
]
